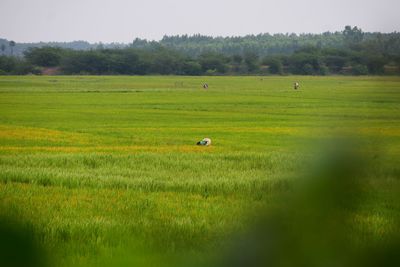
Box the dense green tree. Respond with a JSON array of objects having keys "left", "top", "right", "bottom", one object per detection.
[
  {"left": 232, "top": 54, "right": 243, "bottom": 64},
  {"left": 110, "top": 49, "right": 142, "bottom": 74},
  {"left": 288, "top": 49, "right": 322, "bottom": 75},
  {"left": 324, "top": 55, "right": 348, "bottom": 72},
  {"left": 61, "top": 51, "right": 111, "bottom": 74},
  {"left": 352, "top": 64, "right": 369, "bottom": 75},
  {"left": 343, "top": 26, "right": 364, "bottom": 48},
  {"left": 263, "top": 56, "right": 283, "bottom": 74},
  {"left": 231, "top": 54, "right": 243, "bottom": 73},
  {"left": 302, "top": 63, "right": 314, "bottom": 75},
  {"left": 198, "top": 52, "right": 229, "bottom": 74},
  {"left": 395, "top": 56, "right": 400, "bottom": 74},
  {"left": 1, "top": 26, "right": 398, "bottom": 76},
  {"left": 2, "top": 26, "right": 400, "bottom": 60},
  {"left": 243, "top": 52, "right": 259, "bottom": 73},
  {"left": 366, "top": 56, "right": 386, "bottom": 74},
  {"left": 0, "top": 56, "right": 36, "bottom": 75},
  {"left": 0, "top": 56, "right": 16, "bottom": 73},
  {"left": 148, "top": 48, "right": 183, "bottom": 74},
  {"left": 9, "top": 41, "right": 15, "bottom": 56},
  {"left": 181, "top": 61, "right": 202, "bottom": 75},
  {"left": 24, "top": 47, "right": 64, "bottom": 67}
]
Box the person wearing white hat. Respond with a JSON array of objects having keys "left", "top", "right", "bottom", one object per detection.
[{"left": 197, "top": 138, "right": 211, "bottom": 146}]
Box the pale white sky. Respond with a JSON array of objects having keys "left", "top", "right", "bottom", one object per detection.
[{"left": 0, "top": 0, "right": 399, "bottom": 43}]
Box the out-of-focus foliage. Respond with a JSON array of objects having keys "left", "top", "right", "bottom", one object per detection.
[
  {"left": 0, "top": 216, "right": 48, "bottom": 267},
  {"left": 217, "top": 139, "right": 400, "bottom": 267}
]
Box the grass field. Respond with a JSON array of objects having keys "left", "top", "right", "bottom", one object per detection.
[{"left": 0, "top": 76, "right": 399, "bottom": 266}]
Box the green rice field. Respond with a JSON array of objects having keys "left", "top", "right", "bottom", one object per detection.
[{"left": 0, "top": 76, "right": 399, "bottom": 266}]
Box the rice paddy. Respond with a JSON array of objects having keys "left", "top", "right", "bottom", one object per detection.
[{"left": 0, "top": 75, "right": 399, "bottom": 266}]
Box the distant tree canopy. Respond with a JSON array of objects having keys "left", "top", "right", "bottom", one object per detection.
[
  {"left": 60, "top": 47, "right": 204, "bottom": 75},
  {"left": 0, "top": 56, "right": 37, "bottom": 75},
  {"left": 24, "top": 47, "right": 64, "bottom": 67},
  {"left": 343, "top": 26, "right": 364, "bottom": 47},
  {"left": 8, "top": 41, "right": 16, "bottom": 56},
  {"left": 0, "top": 26, "right": 399, "bottom": 75}
]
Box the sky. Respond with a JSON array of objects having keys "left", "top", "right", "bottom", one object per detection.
[{"left": 0, "top": 0, "right": 399, "bottom": 43}]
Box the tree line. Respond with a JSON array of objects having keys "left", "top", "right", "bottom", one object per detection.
[{"left": 0, "top": 26, "right": 399, "bottom": 75}]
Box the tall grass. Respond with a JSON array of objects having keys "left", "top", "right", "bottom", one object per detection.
[{"left": 0, "top": 76, "right": 399, "bottom": 266}]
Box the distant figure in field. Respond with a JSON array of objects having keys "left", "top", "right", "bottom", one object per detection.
[
  {"left": 197, "top": 138, "right": 211, "bottom": 146},
  {"left": 203, "top": 83, "right": 209, "bottom": 89},
  {"left": 294, "top": 82, "right": 300, "bottom": 90}
]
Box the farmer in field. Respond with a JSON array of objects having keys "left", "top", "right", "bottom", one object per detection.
[
  {"left": 294, "top": 82, "right": 300, "bottom": 90},
  {"left": 197, "top": 138, "right": 211, "bottom": 146}
]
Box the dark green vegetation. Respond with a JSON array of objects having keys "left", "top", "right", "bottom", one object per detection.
[
  {"left": 0, "top": 76, "right": 399, "bottom": 266},
  {"left": 1, "top": 26, "right": 400, "bottom": 75}
]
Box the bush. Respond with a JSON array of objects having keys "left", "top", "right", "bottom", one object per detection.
[
  {"left": 182, "top": 61, "right": 202, "bottom": 75},
  {"left": 352, "top": 64, "right": 369, "bottom": 75},
  {"left": 263, "top": 57, "right": 283, "bottom": 75},
  {"left": 319, "top": 65, "right": 329, "bottom": 75},
  {"left": 302, "top": 63, "right": 314, "bottom": 75},
  {"left": 0, "top": 56, "right": 34, "bottom": 75},
  {"left": 24, "top": 47, "right": 64, "bottom": 67},
  {"left": 205, "top": 69, "right": 217, "bottom": 76},
  {"left": 0, "top": 56, "right": 16, "bottom": 73},
  {"left": 366, "top": 56, "right": 386, "bottom": 74},
  {"left": 199, "top": 52, "right": 229, "bottom": 74}
]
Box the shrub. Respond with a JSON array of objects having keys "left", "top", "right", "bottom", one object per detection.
[{"left": 352, "top": 64, "right": 369, "bottom": 75}]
